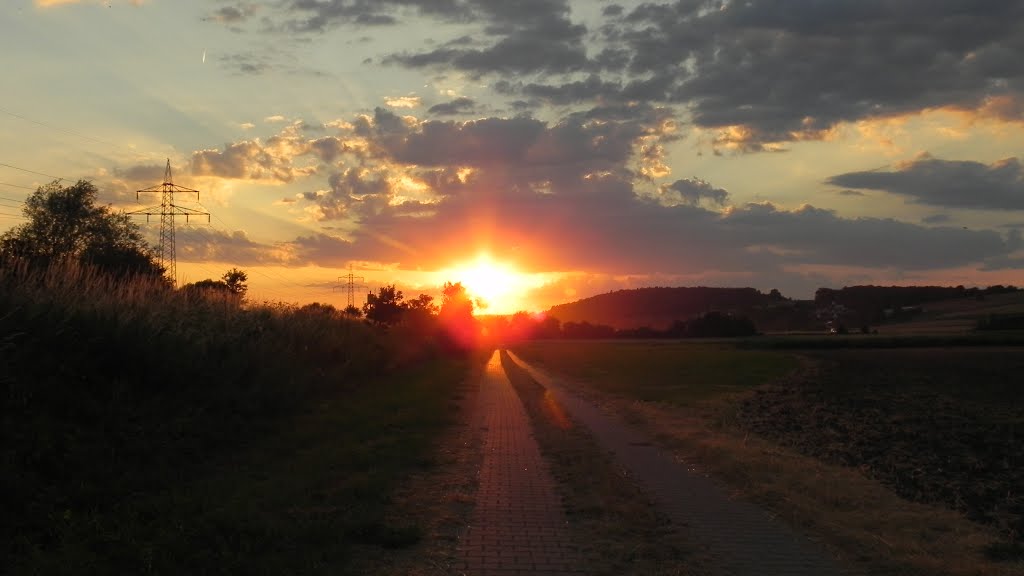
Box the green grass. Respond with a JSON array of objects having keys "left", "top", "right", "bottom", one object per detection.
[
  {"left": 512, "top": 340, "right": 798, "bottom": 405},
  {"left": 738, "top": 332, "right": 1024, "bottom": 349}
]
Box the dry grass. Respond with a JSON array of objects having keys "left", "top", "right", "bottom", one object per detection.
[
  {"left": 546, "top": 356, "right": 1022, "bottom": 576},
  {"left": 499, "top": 351, "right": 716, "bottom": 576}
]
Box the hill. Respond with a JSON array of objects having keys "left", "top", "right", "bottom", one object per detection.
[{"left": 546, "top": 287, "right": 793, "bottom": 330}]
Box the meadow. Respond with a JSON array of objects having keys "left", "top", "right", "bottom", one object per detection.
[
  {"left": 1, "top": 260, "right": 474, "bottom": 574},
  {"left": 513, "top": 339, "right": 1024, "bottom": 576}
]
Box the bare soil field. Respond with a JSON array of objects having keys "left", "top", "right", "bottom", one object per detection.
[{"left": 740, "top": 348, "right": 1024, "bottom": 556}]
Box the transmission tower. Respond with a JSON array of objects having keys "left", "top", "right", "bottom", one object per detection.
[
  {"left": 337, "top": 265, "right": 367, "bottom": 308},
  {"left": 129, "top": 159, "right": 210, "bottom": 285}
]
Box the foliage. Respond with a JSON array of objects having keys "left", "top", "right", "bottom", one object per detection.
[
  {"left": 547, "top": 286, "right": 778, "bottom": 329},
  {"left": 179, "top": 268, "right": 248, "bottom": 305},
  {"left": 438, "top": 281, "right": 477, "bottom": 350},
  {"left": 222, "top": 267, "right": 248, "bottom": 298},
  {"left": 0, "top": 180, "right": 164, "bottom": 281},
  {"left": 1, "top": 259, "right": 470, "bottom": 573},
  {"left": 363, "top": 284, "right": 405, "bottom": 326}
]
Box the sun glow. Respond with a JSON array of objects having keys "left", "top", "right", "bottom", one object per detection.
[{"left": 441, "top": 254, "right": 532, "bottom": 315}]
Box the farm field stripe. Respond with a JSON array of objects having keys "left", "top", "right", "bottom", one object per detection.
[{"left": 505, "top": 350, "right": 850, "bottom": 576}]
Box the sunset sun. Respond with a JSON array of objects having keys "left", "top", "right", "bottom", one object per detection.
[{"left": 441, "top": 255, "right": 530, "bottom": 314}]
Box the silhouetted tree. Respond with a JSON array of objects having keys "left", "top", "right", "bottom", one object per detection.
[
  {"left": 406, "top": 293, "right": 439, "bottom": 315},
  {"left": 363, "top": 284, "right": 405, "bottom": 326},
  {"left": 439, "top": 281, "right": 477, "bottom": 349},
  {"left": 299, "top": 302, "right": 338, "bottom": 316},
  {"left": 343, "top": 304, "right": 362, "bottom": 318},
  {"left": 0, "top": 179, "right": 164, "bottom": 280},
  {"left": 222, "top": 268, "right": 248, "bottom": 298}
]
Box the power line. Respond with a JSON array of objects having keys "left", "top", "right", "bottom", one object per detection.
[
  {"left": 0, "top": 105, "right": 161, "bottom": 162},
  {"left": 0, "top": 181, "right": 36, "bottom": 191},
  {"left": 0, "top": 162, "right": 62, "bottom": 181}
]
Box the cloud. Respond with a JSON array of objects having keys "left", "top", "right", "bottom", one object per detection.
[
  {"left": 427, "top": 97, "right": 479, "bottom": 116},
  {"left": 191, "top": 138, "right": 315, "bottom": 183},
  {"left": 384, "top": 96, "right": 422, "bottom": 109},
  {"left": 661, "top": 177, "right": 729, "bottom": 206},
  {"left": 922, "top": 214, "right": 952, "bottom": 224},
  {"left": 383, "top": 0, "right": 589, "bottom": 76},
  {"left": 205, "top": 3, "right": 257, "bottom": 24},
  {"left": 37, "top": 0, "right": 143, "bottom": 6},
  {"left": 275, "top": 107, "right": 1012, "bottom": 281},
  {"left": 176, "top": 227, "right": 285, "bottom": 266},
  {"left": 264, "top": 115, "right": 288, "bottom": 123},
  {"left": 614, "top": 1, "right": 1024, "bottom": 147},
  {"left": 828, "top": 155, "right": 1024, "bottom": 210}
]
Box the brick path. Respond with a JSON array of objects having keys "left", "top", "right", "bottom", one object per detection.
[
  {"left": 505, "top": 351, "right": 850, "bottom": 576},
  {"left": 455, "top": 351, "right": 585, "bottom": 576}
]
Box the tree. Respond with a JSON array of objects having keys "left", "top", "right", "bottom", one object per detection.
[
  {"left": 221, "top": 268, "right": 248, "bottom": 298},
  {"left": 343, "top": 304, "right": 362, "bottom": 318},
  {"left": 0, "top": 180, "right": 163, "bottom": 280},
  {"left": 438, "top": 281, "right": 477, "bottom": 350},
  {"left": 180, "top": 269, "right": 248, "bottom": 305},
  {"left": 363, "top": 284, "right": 405, "bottom": 326},
  {"left": 440, "top": 282, "right": 474, "bottom": 321},
  {"left": 406, "top": 293, "right": 438, "bottom": 315}
]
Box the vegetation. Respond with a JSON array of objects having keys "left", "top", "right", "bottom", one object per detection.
[
  {"left": 0, "top": 180, "right": 164, "bottom": 281},
  {"left": 513, "top": 340, "right": 1024, "bottom": 575},
  {"left": 498, "top": 351, "right": 710, "bottom": 575},
  {"left": 546, "top": 286, "right": 780, "bottom": 330},
  {"left": 0, "top": 258, "right": 475, "bottom": 573},
  {"left": 512, "top": 340, "right": 796, "bottom": 405}
]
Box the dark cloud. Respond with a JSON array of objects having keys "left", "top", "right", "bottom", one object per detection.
[
  {"left": 923, "top": 214, "right": 952, "bottom": 224},
  {"left": 285, "top": 109, "right": 1011, "bottom": 277},
  {"left": 837, "top": 189, "right": 865, "bottom": 197},
  {"left": 304, "top": 168, "right": 394, "bottom": 220},
  {"left": 216, "top": 52, "right": 273, "bottom": 75},
  {"left": 828, "top": 155, "right": 1024, "bottom": 210},
  {"left": 662, "top": 177, "right": 729, "bottom": 206},
  {"left": 113, "top": 163, "right": 166, "bottom": 183},
  {"left": 205, "top": 3, "right": 257, "bottom": 24},
  {"left": 614, "top": 0, "right": 1024, "bottom": 147},
  {"left": 176, "top": 227, "right": 282, "bottom": 266},
  {"left": 427, "top": 97, "right": 479, "bottom": 116},
  {"left": 383, "top": 0, "right": 589, "bottom": 76}
]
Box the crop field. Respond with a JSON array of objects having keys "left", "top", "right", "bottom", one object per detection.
[
  {"left": 513, "top": 339, "right": 1024, "bottom": 575},
  {"left": 512, "top": 340, "right": 798, "bottom": 405}
]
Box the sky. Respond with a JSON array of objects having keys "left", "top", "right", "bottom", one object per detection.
[{"left": 1, "top": 0, "right": 1023, "bottom": 314}]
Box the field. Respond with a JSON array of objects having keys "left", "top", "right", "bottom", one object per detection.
[
  {"left": 1, "top": 261, "right": 477, "bottom": 574},
  {"left": 513, "top": 339, "right": 1024, "bottom": 575}
]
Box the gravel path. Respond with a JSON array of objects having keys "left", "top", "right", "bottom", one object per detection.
[{"left": 505, "top": 350, "right": 849, "bottom": 576}]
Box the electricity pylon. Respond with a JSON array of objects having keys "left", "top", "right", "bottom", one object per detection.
[
  {"left": 129, "top": 159, "right": 209, "bottom": 286},
  {"left": 337, "top": 265, "right": 366, "bottom": 309}
]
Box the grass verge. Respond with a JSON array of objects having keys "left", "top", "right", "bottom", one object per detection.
[{"left": 499, "top": 350, "right": 714, "bottom": 576}]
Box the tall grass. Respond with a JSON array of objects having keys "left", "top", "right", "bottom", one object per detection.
[{"left": 1, "top": 259, "right": 413, "bottom": 571}]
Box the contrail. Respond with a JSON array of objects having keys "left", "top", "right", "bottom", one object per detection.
[{"left": 202, "top": 49, "right": 206, "bottom": 64}]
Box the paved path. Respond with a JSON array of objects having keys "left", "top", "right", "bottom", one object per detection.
[
  {"left": 505, "top": 351, "right": 849, "bottom": 576},
  {"left": 455, "top": 351, "right": 585, "bottom": 576}
]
